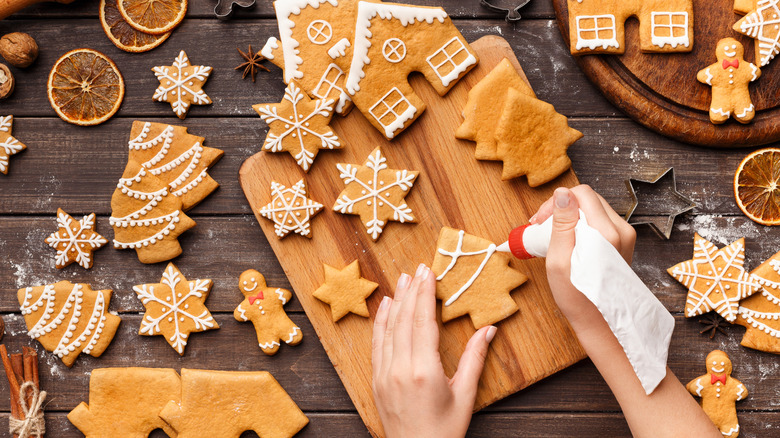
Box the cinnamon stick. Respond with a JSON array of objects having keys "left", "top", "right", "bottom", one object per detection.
[
  {"left": 2, "top": 345, "right": 43, "bottom": 438},
  {"left": 0, "top": 345, "right": 21, "bottom": 429}
]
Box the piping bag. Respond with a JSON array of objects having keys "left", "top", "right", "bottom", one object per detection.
[{"left": 497, "top": 212, "right": 675, "bottom": 395}]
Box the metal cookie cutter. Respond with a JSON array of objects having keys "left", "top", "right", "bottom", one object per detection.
[
  {"left": 214, "top": 0, "right": 256, "bottom": 19},
  {"left": 625, "top": 168, "right": 696, "bottom": 239},
  {"left": 480, "top": 0, "right": 532, "bottom": 21}
]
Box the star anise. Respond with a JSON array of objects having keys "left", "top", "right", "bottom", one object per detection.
[
  {"left": 235, "top": 45, "right": 269, "bottom": 82},
  {"left": 698, "top": 313, "right": 729, "bottom": 339}
]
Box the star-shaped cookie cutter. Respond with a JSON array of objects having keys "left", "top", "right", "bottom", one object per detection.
[
  {"left": 480, "top": 0, "right": 532, "bottom": 21},
  {"left": 624, "top": 167, "right": 696, "bottom": 239},
  {"left": 214, "top": 0, "right": 256, "bottom": 19}
]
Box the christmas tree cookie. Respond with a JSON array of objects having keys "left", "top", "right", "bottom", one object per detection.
[
  {"left": 153, "top": 51, "right": 212, "bottom": 119},
  {"left": 234, "top": 269, "right": 303, "bottom": 355},
  {"left": 134, "top": 264, "right": 219, "bottom": 355},
  {"left": 313, "top": 260, "right": 378, "bottom": 322},
  {"left": 668, "top": 233, "right": 761, "bottom": 322},
  {"left": 18, "top": 281, "right": 121, "bottom": 367},
  {"left": 0, "top": 115, "right": 26, "bottom": 175},
  {"left": 45, "top": 209, "right": 108, "bottom": 269},
  {"left": 432, "top": 227, "right": 527, "bottom": 329},
  {"left": 736, "top": 249, "right": 780, "bottom": 353}
]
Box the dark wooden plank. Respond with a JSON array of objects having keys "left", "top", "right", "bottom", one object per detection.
[
  {"left": 6, "top": 0, "right": 557, "bottom": 19},
  {"left": 0, "top": 19, "right": 616, "bottom": 118}
]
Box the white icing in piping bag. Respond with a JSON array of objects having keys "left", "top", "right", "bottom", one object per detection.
[{"left": 497, "top": 212, "right": 675, "bottom": 395}]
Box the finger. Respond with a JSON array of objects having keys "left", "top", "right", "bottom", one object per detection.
[
  {"left": 592, "top": 192, "right": 637, "bottom": 263},
  {"left": 570, "top": 185, "right": 621, "bottom": 249},
  {"left": 412, "top": 268, "right": 440, "bottom": 368},
  {"left": 452, "top": 326, "right": 496, "bottom": 399},
  {"left": 381, "top": 272, "right": 411, "bottom": 377},
  {"left": 532, "top": 196, "right": 555, "bottom": 225},
  {"left": 372, "top": 295, "right": 392, "bottom": 380},
  {"left": 391, "top": 264, "right": 427, "bottom": 368},
  {"left": 547, "top": 187, "right": 580, "bottom": 263}
]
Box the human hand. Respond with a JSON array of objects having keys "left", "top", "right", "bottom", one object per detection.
[
  {"left": 532, "top": 185, "right": 636, "bottom": 332},
  {"left": 372, "top": 264, "right": 497, "bottom": 438}
]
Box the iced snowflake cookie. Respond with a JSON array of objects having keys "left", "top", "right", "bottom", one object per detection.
[
  {"left": 68, "top": 368, "right": 181, "bottom": 437},
  {"left": 110, "top": 160, "right": 197, "bottom": 264},
  {"left": 736, "top": 250, "right": 780, "bottom": 354},
  {"left": 456, "top": 58, "right": 535, "bottom": 161},
  {"left": 567, "top": 0, "right": 693, "bottom": 55},
  {"left": 126, "top": 121, "right": 223, "bottom": 211},
  {"left": 134, "top": 263, "right": 219, "bottom": 355},
  {"left": 333, "top": 147, "right": 418, "bottom": 241},
  {"left": 0, "top": 115, "right": 26, "bottom": 175},
  {"left": 697, "top": 38, "right": 760, "bottom": 124},
  {"left": 335, "top": 1, "right": 478, "bottom": 140},
  {"left": 313, "top": 260, "right": 378, "bottom": 322},
  {"left": 432, "top": 227, "right": 528, "bottom": 329},
  {"left": 259, "top": 179, "right": 323, "bottom": 239},
  {"left": 234, "top": 269, "right": 303, "bottom": 355},
  {"left": 45, "top": 209, "right": 108, "bottom": 269},
  {"left": 159, "top": 369, "right": 309, "bottom": 438},
  {"left": 686, "top": 350, "right": 747, "bottom": 437},
  {"left": 668, "top": 233, "right": 760, "bottom": 322},
  {"left": 153, "top": 50, "right": 212, "bottom": 119},
  {"left": 495, "top": 88, "right": 582, "bottom": 186},
  {"left": 18, "top": 281, "right": 121, "bottom": 367},
  {"left": 253, "top": 82, "right": 341, "bottom": 172},
  {"left": 734, "top": 0, "right": 780, "bottom": 67}
]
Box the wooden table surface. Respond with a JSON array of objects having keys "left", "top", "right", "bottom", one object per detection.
[{"left": 0, "top": 1, "right": 778, "bottom": 437}]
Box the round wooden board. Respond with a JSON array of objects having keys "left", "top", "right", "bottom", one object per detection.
[{"left": 552, "top": 0, "right": 780, "bottom": 148}]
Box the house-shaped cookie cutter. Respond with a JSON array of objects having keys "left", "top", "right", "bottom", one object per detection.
[{"left": 624, "top": 167, "right": 696, "bottom": 239}]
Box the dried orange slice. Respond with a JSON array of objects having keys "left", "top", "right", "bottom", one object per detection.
[
  {"left": 100, "top": 0, "right": 170, "bottom": 53},
  {"left": 117, "top": 0, "right": 187, "bottom": 35},
  {"left": 47, "top": 49, "right": 125, "bottom": 126},
  {"left": 734, "top": 148, "right": 780, "bottom": 226}
]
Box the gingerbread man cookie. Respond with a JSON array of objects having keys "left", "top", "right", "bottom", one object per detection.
[
  {"left": 686, "top": 350, "right": 747, "bottom": 437},
  {"left": 234, "top": 269, "right": 303, "bottom": 355},
  {"left": 697, "top": 38, "right": 761, "bottom": 124}
]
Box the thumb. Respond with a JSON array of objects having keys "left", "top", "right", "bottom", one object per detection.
[
  {"left": 452, "top": 326, "right": 496, "bottom": 399},
  {"left": 548, "top": 187, "right": 580, "bottom": 256}
]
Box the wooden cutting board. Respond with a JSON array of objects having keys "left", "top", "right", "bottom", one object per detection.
[
  {"left": 239, "top": 35, "right": 586, "bottom": 437},
  {"left": 552, "top": 0, "right": 780, "bottom": 148}
]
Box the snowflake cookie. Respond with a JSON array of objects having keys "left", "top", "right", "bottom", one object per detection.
[
  {"left": 259, "top": 179, "right": 323, "bottom": 239},
  {"left": 668, "top": 233, "right": 761, "bottom": 322},
  {"left": 0, "top": 115, "right": 26, "bottom": 175},
  {"left": 734, "top": 0, "right": 780, "bottom": 67},
  {"left": 253, "top": 82, "right": 341, "bottom": 172},
  {"left": 686, "top": 350, "right": 747, "bottom": 437},
  {"left": 333, "top": 147, "right": 418, "bottom": 241},
  {"left": 313, "top": 260, "right": 378, "bottom": 322},
  {"left": 134, "top": 263, "right": 219, "bottom": 355},
  {"left": 18, "top": 281, "right": 122, "bottom": 367},
  {"left": 45, "top": 208, "right": 108, "bottom": 269},
  {"left": 153, "top": 51, "right": 212, "bottom": 119},
  {"left": 736, "top": 250, "right": 780, "bottom": 354},
  {"left": 432, "top": 227, "right": 528, "bottom": 329},
  {"left": 234, "top": 269, "right": 303, "bottom": 355}
]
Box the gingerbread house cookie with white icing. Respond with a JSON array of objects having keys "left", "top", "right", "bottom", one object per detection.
[{"left": 567, "top": 0, "right": 693, "bottom": 55}]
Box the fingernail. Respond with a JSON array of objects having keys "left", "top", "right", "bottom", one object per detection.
[
  {"left": 396, "top": 273, "right": 411, "bottom": 290},
  {"left": 379, "top": 296, "right": 391, "bottom": 311},
  {"left": 485, "top": 326, "right": 497, "bottom": 343},
  {"left": 529, "top": 214, "right": 538, "bottom": 224},
  {"left": 415, "top": 263, "right": 427, "bottom": 278},
  {"left": 555, "top": 190, "right": 570, "bottom": 209}
]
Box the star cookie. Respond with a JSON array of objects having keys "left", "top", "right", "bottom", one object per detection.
[
  {"left": 495, "top": 88, "right": 582, "bottom": 186},
  {"left": 432, "top": 227, "right": 528, "bottom": 329},
  {"left": 259, "top": 179, "right": 323, "bottom": 239},
  {"left": 153, "top": 51, "right": 212, "bottom": 119},
  {"left": 253, "top": 82, "right": 341, "bottom": 172},
  {"left": 134, "top": 263, "right": 219, "bottom": 355},
  {"left": 668, "top": 233, "right": 761, "bottom": 322},
  {"left": 45, "top": 208, "right": 108, "bottom": 269},
  {"left": 333, "top": 147, "right": 418, "bottom": 241},
  {"left": 734, "top": 0, "right": 780, "bottom": 67},
  {"left": 736, "top": 249, "right": 780, "bottom": 353},
  {"left": 0, "top": 115, "right": 26, "bottom": 175},
  {"left": 313, "top": 260, "right": 378, "bottom": 322},
  {"left": 234, "top": 269, "right": 303, "bottom": 355}
]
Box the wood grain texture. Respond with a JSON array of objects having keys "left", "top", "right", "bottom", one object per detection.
[
  {"left": 239, "top": 36, "right": 586, "bottom": 437},
  {"left": 552, "top": 0, "right": 780, "bottom": 147}
]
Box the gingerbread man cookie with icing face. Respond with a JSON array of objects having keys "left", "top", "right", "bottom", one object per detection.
[
  {"left": 697, "top": 38, "right": 761, "bottom": 124},
  {"left": 234, "top": 269, "right": 303, "bottom": 355},
  {"left": 686, "top": 350, "right": 747, "bottom": 437}
]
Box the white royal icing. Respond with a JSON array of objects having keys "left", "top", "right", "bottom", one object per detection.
[
  {"left": 650, "top": 12, "right": 690, "bottom": 49},
  {"left": 276, "top": 288, "right": 288, "bottom": 304},
  {"left": 262, "top": 36, "right": 279, "bottom": 60},
  {"left": 273, "top": 0, "right": 339, "bottom": 83},
  {"left": 710, "top": 108, "right": 731, "bottom": 118},
  {"left": 694, "top": 378, "right": 704, "bottom": 396},
  {"left": 0, "top": 115, "right": 24, "bottom": 174},
  {"left": 736, "top": 104, "right": 755, "bottom": 119},
  {"left": 425, "top": 36, "right": 477, "bottom": 87},
  {"left": 435, "top": 230, "right": 497, "bottom": 307},
  {"left": 575, "top": 14, "right": 619, "bottom": 51},
  {"left": 45, "top": 211, "right": 107, "bottom": 269},
  {"left": 738, "top": 0, "right": 780, "bottom": 66},
  {"left": 286, "top": 326, "right": 301, "bottom": 343},
  {"left": 367, "top": 87, "right": 417, "bottom": 139},
  {"left": 328, "top": 38, "right": 350, "bottom": 59}
]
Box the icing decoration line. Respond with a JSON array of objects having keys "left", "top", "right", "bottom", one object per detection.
[{"left": 436, "top": 230, "right": 497, "bottom": 306}]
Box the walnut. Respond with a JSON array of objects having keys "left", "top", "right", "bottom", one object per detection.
[
  {"left": 0, "top": 64, "right": 14, "bottom": 99},
  {"left": 0, "top": 32, "right": 38, "bottom": 68}
]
